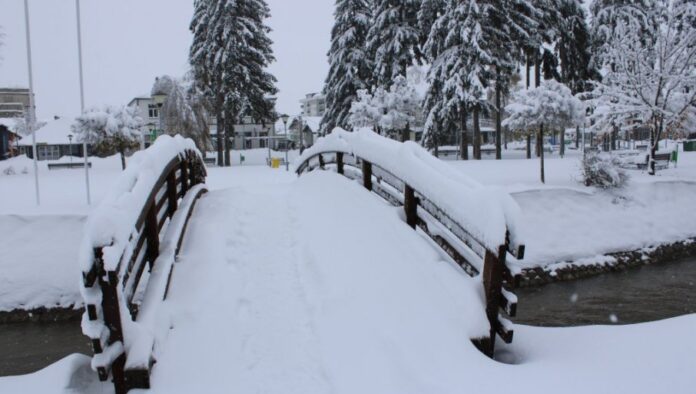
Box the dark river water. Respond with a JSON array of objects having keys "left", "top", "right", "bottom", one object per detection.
[
  {"left": 515, "top": 257, "right": 696, "bottom": 326},
  {"left": 0, "top": 258, "right": 694, "bottom": 377}
]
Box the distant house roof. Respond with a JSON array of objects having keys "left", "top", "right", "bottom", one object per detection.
[
  {"left": 17, "top": 116, "right": 75, "bottom": 146},
  {"left": 274, "top": 116, "right": 322, "bottom": 135},
  {"left": 0, "top": 117, "right": 21, "bottom": 131}
]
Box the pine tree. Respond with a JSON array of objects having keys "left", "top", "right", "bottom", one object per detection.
[
  {"left": 590, "top": 0, "right": 660, "bottom": 68},
  {"left": 189, "top": 0, "right": 277, "bottom": 166},
  {"left": 321, "top": 0, "right": 372, "bottom": 134},
  {"left": 417, "top": 0, "right": 446, "bottom": 47},
  {"left": 422, "top": 0, "right": 490, "bottom": 159},
  {"left": 367, "top": 0, "right": 423, "bottom": 88}
]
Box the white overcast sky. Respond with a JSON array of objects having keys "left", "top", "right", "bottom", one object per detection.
[{"left": 0, "top": 0, "right": 334, "bottom": 119}]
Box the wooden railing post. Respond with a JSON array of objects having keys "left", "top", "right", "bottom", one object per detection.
[
  {"left": 180, "top": 157, "right": 189, "bottom": 195},
  {"left": 319, "top": 154, "right": 325, "bottom": 170},
  {"left": 336, "top": 152, "right": 344, "bottom": 175},
  {"left": 404, "top": 185, "right": 418, "bottom": 229},
  {"left": 99, "top": 266, "right": 126, "bottom": 392},
  {"left": 144, "top": 199, "right": 160, "bottom": 270},
  {"left": 480, "top": 244, "right": 508, "bottom": 357},
  {"left": 362, "top": 160, "right": 372, "bottom": 191},
  {"left": 166, "top": 172, "right": 177, "bottom": 217}
]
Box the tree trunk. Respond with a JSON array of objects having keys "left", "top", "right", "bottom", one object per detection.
[
  {"left": 460, "top": 109, "right": 469, "bottom": 160},
  {"left": 560, "top": 128, "right": 565, "bottom": 158},
  {"left": 611, "top": 125, "right": 617, "bottom": 151},
  {"left": 495, "top": 72, "right": 502, "bottom": 160},
  {"left": 473, "top": 106, "right": 482, "bottom": 160},
  {"left": 120, "top": 150, "right": 126, "bottom": 170},
  {"left": 525, "top": 51, "right": 531, "bottom": 89},
  {"left": 536, "top": 129, "right": 541, "bottom": 157},
  {"left": 534, "top": 50, "right": 541, "bottom": 88},
  {"left": 224, "top": 113, "right": 232, "bottom": 167},
  {"left": 433, "top": 130, "right": 439, "bottom": 158},
  {"left": 401, "top": 123, "right": 409, "bottom": 142},
  {"left": 526, "top": 134, "right": 531, "bottom": 159},
  {"left": 539, "top": 123, "right": 545, "bottom": 183},
  {"left": 216, "top": 112, "right": 224, "bottom": 166},
  {"left": 575, "top": 126, "right": 580, "bottom": 149}
]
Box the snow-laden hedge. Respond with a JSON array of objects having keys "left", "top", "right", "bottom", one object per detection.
[
  {"left": 298, "top": 128, "right": 525, "bottom": 252},
  {"left": 79, "top": 135, "right": 200, "bottom": 274}
]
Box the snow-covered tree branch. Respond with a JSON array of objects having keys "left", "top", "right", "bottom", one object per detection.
[
  {"left": 587, "top": 0, "right": 696, "bottom": 174},
  {"left": 72, "top": 106, "right": 143, "bottom": 170}
]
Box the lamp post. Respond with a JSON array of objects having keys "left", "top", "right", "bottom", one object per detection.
[
  {"left": 68, "top": 134, "right": 73, "bottom": 166},
  {"left": 281, "top": 114, "right": 289, "bottom": 171},
  {"left": 298, "top": 115, "right": 305, "bottom": 155}
]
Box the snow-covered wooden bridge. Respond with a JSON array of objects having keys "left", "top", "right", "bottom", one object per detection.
[
  {"left": 71, "top": 131, "right": 696, "bottom": 394},
  {"left": 78, "top": 131, "right": 525, "bottom": 393}
]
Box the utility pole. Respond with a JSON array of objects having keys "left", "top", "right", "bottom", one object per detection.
[
  {"left": 24, "top": 0, "right": 40, "bottom": 205},
  {"left": 76, "top": 0, "right": 92, "bottom": 204}
]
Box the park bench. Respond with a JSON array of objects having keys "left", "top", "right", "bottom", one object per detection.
[
  {"left": 637, "top": 153, "right": 671, "bottom": 170},
  {"left": 47, "top": 162, "right": 92, "bottom": 170},
  {"left": 203, "top": 157, "right": 217, "bottom": 166},
  {"left": 481, "top": 148, "right": 496, "bottom": 155}
]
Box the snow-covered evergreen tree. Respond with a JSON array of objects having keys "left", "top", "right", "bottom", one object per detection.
[
  {"left": 189, "top": 0, "right": 277, "bottom": 166},
  {"left": 422, "top": 0, "right": 491, "bottom": 158},
  {"left": 348, "top": 89, "right": 383, "bottom": 129},
  {"left": 590, "top": 0, "right": 660, "bottom": 68},
  {"left": 504, "top": 79, "right": 585, "bottom": 183},
  {"left": 321, "top": 0, "right": 372, "bottom": 134},
  {"left": 587, "top": 0, "right": 696, "bottom": 175},
  {"left": 72, "top": 106, "right": 143, "bottom": 169},
  {"left": 417, "top": 0, "right": 446, "bottom": 47},
  {"left": 367, "top": 0, "right": 423, "bottom": 87}
]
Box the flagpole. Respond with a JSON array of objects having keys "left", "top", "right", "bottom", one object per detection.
[
  {"left": 75, "top": 0, "right": 91, "bottom": 205},
  {"left": 23, "top": 0, "right": 40, "bottom": 205}
]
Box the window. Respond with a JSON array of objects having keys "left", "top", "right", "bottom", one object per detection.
[
  {"left": 148, "top": 104, "right": 159, "bottom": 119},
  {"left": 38, "top": 145, "right": 60, "bottom": 161}
]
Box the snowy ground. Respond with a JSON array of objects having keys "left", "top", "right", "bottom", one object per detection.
[
  {"left": 1, "top": 145, "right": 695, "bottom": 311},
  {"left": 447, "top": 147, "right": 696, "bottom": 270},
  {"left": 0, "top": 169, "right": 694, "bottom": 393}
]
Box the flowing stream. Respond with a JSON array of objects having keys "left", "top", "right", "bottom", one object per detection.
[{"left": 0, "top": 258, "right": 694, "bottom": 377}]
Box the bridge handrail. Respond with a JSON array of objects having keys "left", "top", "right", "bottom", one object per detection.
[
  {"left": 79, "top": 135, "right": 208, "bottom": 393},
  {"left": 295, "top": 128, "right": 525, "bottom": 356}
]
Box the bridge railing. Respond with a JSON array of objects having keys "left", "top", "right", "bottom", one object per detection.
[
  {"left": 296, "top": 129, "right": 525, "bottom": 357},
  {"left": 79, "top": 135, "right": 208, "bottom": 393}
]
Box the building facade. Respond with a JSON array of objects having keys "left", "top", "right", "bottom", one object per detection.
[
  {"left": 300, "top": 93, "right": 326, "bottom": 117},
  {"left": 0, "top": 88, "right": 31, "bottom": 119}
]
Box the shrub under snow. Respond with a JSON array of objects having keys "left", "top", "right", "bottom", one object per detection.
[{"left": 581, "top": 151, "right": 629, "bottom": 188}]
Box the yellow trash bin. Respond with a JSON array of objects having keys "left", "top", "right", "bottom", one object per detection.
[{"left": 271, "top": 158, "right": 280, "bottom": 169}]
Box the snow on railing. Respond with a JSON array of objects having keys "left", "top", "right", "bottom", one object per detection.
[
  {"left": 296, "top": 128, "right": 526, "bottom": 356},
  {"left": 79, "top": 135, "right": 208, "bottom": 393}
]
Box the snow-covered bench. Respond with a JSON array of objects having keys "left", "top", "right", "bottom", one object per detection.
[
  {"left": 637, "top": 152, "right": 671, "bottom": 170},
  {"left": 79, "top": 136, "right": 208, "bottom": 393},
  {"left": 296, "top": 129, "right": 525, "bottom": 357}
]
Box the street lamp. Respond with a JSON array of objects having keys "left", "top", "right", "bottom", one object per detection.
[
  {"left": 68, "top": 134, "right": 73, "bottom": 166},
  {"left": 281, "top": 114, "right": 289, "bottom": 171}
]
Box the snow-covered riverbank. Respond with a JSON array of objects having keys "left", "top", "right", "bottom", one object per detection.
[{"left": 448, "top": 148, "right": 696, "bottom": 275}]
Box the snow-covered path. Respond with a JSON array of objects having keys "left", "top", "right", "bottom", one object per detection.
[{"left": 146, "top": 170, "right": 488, "bottom": 394}]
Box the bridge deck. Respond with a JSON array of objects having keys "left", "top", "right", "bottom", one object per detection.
[
  {"left": 147, "top": 169, "right": 489, "bottom": 393},
  {"left": 136, "top": 168, "right": 696, "bottom": 394}
]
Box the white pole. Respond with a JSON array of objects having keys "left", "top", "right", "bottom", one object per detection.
[
  {"left": 75, "top": 0, "right": 91, "bottom": 205},
  {"left": 24, "top": 0, "right": 40, "bottom": 206}
]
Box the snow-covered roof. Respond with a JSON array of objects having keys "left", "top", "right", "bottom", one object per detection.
[
  {"left": 17, "top": 116, "right": 75, "bottom": 146},
  {"left": 274, "top": 116, "right": 323, "bottom": 135},
  {"left": 0, "top": 117, "right": 21, "bottom": 131}
]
